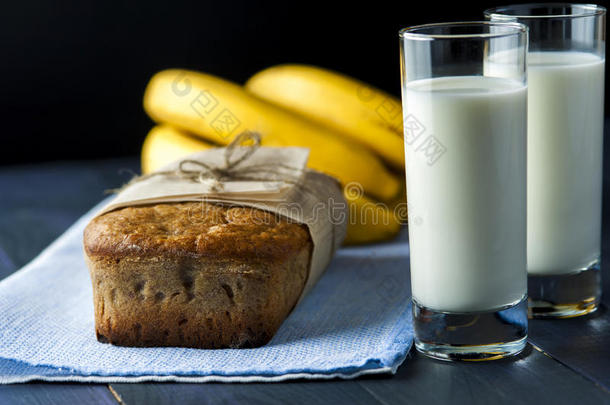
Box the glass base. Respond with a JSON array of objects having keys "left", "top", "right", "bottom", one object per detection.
[
  {"left": 412, "top": 296, "right": 528, "bottom": 361},
  {"left": 528, "top": 260, "right": 601, "bottom": 319}
]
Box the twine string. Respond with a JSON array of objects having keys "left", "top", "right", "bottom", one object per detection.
[{"left": 108, "top": 131, "right": 305, "bottom": 193}]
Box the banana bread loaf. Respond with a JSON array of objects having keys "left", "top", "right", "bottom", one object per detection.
[{"left": 83, "top": 201, "right": 312, "bottom": 349}]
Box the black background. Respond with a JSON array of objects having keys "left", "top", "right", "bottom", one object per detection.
[{"left": 2, "top": 0, "right": 609, "bottom": 166}]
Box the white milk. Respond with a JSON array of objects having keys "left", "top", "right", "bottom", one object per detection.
[
  {"left": 404, "top": 76, "right": 527, "bottom": 312},
  {"left": 527, "top": 52, "right": 605, "bottom": 275}
]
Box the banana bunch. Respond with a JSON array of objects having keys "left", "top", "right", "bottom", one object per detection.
[
  {"left": 246, "top": 65, "right": 405, "bottom": 170},
  {"left": 142, "top": 67, "right": 405, "bottom": 244}
]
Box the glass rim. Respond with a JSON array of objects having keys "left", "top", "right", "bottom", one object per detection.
[
  {"left": 399, "top": 21, "right": 528, "bottom": 41},
  {"left": 484, "top": 3, "right": 606, "bottom": 20}
]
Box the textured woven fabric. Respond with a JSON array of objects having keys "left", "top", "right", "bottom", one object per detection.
[{"left": 0, "top": 200, "right": 413, "bottom": 383}]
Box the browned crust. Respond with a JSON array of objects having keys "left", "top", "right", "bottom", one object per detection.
[
  {"left": 83, "top": 201, "right": 312, "bottom": 348},
  {"left": 84, "top": 202, "right": 311, "bottom": 261}
]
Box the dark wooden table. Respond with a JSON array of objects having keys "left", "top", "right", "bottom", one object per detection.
[{"left": 0, "top": 157, "right": 609, "bottom": 405}]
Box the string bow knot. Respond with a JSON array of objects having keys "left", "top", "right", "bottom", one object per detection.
[{"left": 110, "top": 131, "right": 304, "bottom": 194}]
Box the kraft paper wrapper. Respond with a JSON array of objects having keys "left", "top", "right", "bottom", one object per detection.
[{"left": 94, "top": 146, "right": 347, "bottom": 298}]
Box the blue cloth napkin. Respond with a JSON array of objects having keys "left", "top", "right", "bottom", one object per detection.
[{"left": 0, "top": 200, "right": 413, "bottom": 383}]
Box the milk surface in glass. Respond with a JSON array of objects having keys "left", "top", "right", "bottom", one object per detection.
[
  {"left": 404, "top": 75, "right": 527, "bottom": 312},
  {"left": 526, "top": 51, "right": 605, "bottom": 275}
]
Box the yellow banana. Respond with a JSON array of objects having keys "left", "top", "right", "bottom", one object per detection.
[
  {"left": 143, "top": 69, "right": 401, "bottom": 203},
  {"left": 245, "top": 64, "right": 405, "bottom": 170},
  {"left": 141, "top": 125, "right": 401, "bottom": 245},
  {"left": 344, "top": 192, "right": 403, "bottom": 245},
  {"left": 141, "top": 125, "right": 213, "bottom": 174}
]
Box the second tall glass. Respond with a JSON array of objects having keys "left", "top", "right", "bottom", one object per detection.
[
  {"left": 400, "top": 22, "right": 529, "bottom": 360},
  {"left": 486, "top": 4, "right": 606, "bottom": 318}
]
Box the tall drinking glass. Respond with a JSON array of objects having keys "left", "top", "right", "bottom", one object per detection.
[
  {"left": 399, "top": 22, "right": 529, "bottom": 361},
  {"left": 486, "top": 4, "right": 606, "bottom": 318}
]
